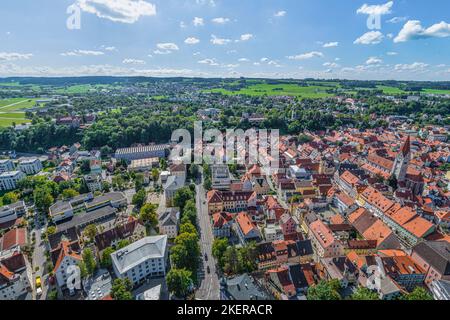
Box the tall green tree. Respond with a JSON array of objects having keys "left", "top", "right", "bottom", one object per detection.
[
  {"left": 307, "top": 280, "right": 342, "bottom": 300},
  {"left": 110, "top": 278, "right": 133, "bottom": 300},
  {"left": 166, "top": 268, "right": 193, "bottom": 298}
]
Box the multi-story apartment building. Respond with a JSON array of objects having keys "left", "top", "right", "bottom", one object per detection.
[
  {"left": 18, "top": 158, "right": 42, "bottom": 175},
  {"left": 111, "top": 235, "right": 168, "bottom": 286},
  {"left": 0, "top": 201, "right": 27, "bottom": 224},
  {"left": 207, "top": 190, "right": 257, "bottom": 215},
  {"left": 0, "top": 159, "right": 15, "bottom": 174},
  {"left": 309, "top": 219, "right": 344, "bottom": 260},
  {"left": 0, "top": 171, "right": 26, "bottom": 191}
]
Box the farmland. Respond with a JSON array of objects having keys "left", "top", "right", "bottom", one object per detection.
[
  {"left": 0, "top": 98, "right": 40, "bottom": 127},
  {"left": 205, "top": 82, "right": 335, "bottom": 98}
]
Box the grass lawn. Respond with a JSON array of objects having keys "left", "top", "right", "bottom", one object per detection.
[
  {"left": 422, "top": 89, "right": 450, "bottom": 95},
  {"left": 205, "top": 83, "right": 334, "bottom": 98},
  {"left": 0, "top": 117, "right": 31, "bottom": 127},
  {"left": 0, "top": 98, "right": 40, "bottom": 112},
  {"left": 376, "top": 85, "right": 406, "bottom": 95}
]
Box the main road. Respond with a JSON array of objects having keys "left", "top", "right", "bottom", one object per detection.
[{"left": 194, "top": 169, "right": 220, "bottom": 300}]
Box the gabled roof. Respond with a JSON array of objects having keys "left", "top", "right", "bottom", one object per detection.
[
  {"left": 413, "top": 241, "right": 450, "bottom": 276},
  {"left": 0, "top": 228, "right": 26, "bottom": 251},
  {"left": 52, "top": 240, "right": 82, "bottom": 273}
]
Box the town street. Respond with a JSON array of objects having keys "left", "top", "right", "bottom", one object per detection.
[{"left": 195, "top": 170, "right": 220, "bottom": 300}]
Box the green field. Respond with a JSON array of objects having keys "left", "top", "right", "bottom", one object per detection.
[
  {"left": 422, "top": 88, "right": 450, "bottom": 95},
  {"left": 376, "top": 85, "right": 406, "bottom": 95},
  {"left": 0, "top": 98, "right": 41, "bottom": 127},
  {"left": 205, "top": 83, "right": 335, "bottom": 98}
]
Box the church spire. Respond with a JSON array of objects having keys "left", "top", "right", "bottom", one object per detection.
[{"left": 400, "top": 135, "right": 411, "bottom": 157}]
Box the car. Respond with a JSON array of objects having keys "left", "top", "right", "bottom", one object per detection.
[
  {"left": 206, "top": 266, "right": 210, "bottom": 274},
  {"left": 204, "top": 253, "right": 208, "bottom": 261},
  {"left": 35, "top": 276, "right": 42, "bottom": 289}
]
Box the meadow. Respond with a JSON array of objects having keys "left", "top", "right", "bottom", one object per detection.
[
  {"left": 0, "top": 98, "right": 39, "bottom": 127},
  {"left": 205, "top": 82, "right": 335, "bottom": 98}
]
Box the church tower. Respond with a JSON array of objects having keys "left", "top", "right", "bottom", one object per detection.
[{"left": 391, "top": 135, "right": 411, "bottom": 182}]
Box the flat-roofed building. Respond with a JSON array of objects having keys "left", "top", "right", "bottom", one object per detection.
[
  {"left": 18, "top": 158, "right": 42, "bottom": 175},
  {"left": 111, "top": 235, "right": 168, "bottom": 286},
  {"left": 0, "top": 171, "right": 26, "bottom": 191},
  {"left": 0, "top": 159, "right": 15, "bottom": 174},
  {"left": 0, "top": 201, "right": 26, "bottom": 224},
  {"left": 211, "top": 164, "right": 231, "bottom": 190}
]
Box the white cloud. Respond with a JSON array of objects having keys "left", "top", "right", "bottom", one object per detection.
[
  {"left": 76, "top": 0, "right": 156, "bottom": 24},
  {"left": 198, "top": 58, "right": 219, "bottom": 66},
  {"left": 238, "top": 58, "right": 250, "bottom": 62},
  {"left": 323, "top": 42, "right": 339, "bottom": 48},
  {"left": 386, "top": 51, "right": 398, "bottom": 56},
  {"left": 179, "top": 21, "right": 187, "bottom": 28},
  {"left": 239, "top": 34, "right": 253, "bottom": 41},
  {"left": 356, "top": 1, "right": 393, "bottom": 16},
  {"left": 274, "top": 11, "right": 286, "bottom": 17},
  {"left": 323, "top": 62, "right": 340, "bottom": 68},
  {"left": 193, "top": 17, "right": 204, "bottom": 27},
  {"left": 395, "top": 62, "right": 429, "bottom": 71},
  {"left": 122, "top": 58, "right": 146, "bottom": 65},
  {"left": 260, "top": 58, "right": 269, "bottom": 62},
  {"left": 394, "top": 20, "right": 450, "bottom": 43},
  {"left": 103, "top": 46, "right": 117, "bottom": 51},
  {"left": 354, "top": 31, "right": 384, "bottom": 44},
  {"left": 154, "top": 43, "right": 179, "bottom": 54},
  {"left": 0, "top": 52, "right": 33, "bottom": 61},
  {"left": 211, "top": 17, "right": 230, "bottom": 24},
  {"left": 184, "top": 37, "right": 200, "bottom": 45},
  {"left": 156, "top": 43, "right": 179, "bottom": 50},
  {"left": 210, "top": 35, "right": 231, "bottom": 45},
  {"left": 61, "top": 50, "right": 104, "bottom": 56},
  {"left": 387, "top": 16, "right": 407, "bottom": 24},
  {"left": 287, "top": 51, "right": 324, "bottom": 60},
  {"left": 366, "top": 57, "right": 383, "bottom": 65}
]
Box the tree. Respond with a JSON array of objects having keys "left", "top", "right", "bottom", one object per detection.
[
  {"left": 80, "top": 159, "right": 91, "bottom": 174},
  {"left": 34, "top": 187, "right": 54, "bottom": 212},
  {"left": 223, "top": 246, "right": 241, "bottom": 275},
  {"left": 112, "top": 175, "right": 125, "bottom": 190},
  {"left": 117, "top": 239, "right": 130, "bottom": 249},
  {"left": 101, "top": 247, "right": 115, "bottom": 268},
  {"left": 139, "top": 203, "right": 158, "bottom": 229},
  {"left": 212, "top": 238, "right": 229, "bottom": 268},
  {"left": 403, "top": 287, "right": 433, "bottom": 300},
  {"left": 82, "top": 248, "right": 97, "bottom": 276},
  {"left": 134, "top": 173, "right": 145, "bottom": 191},
  {"left": 2, "top": 192, "right": 19, "bottom": 205},
  {"left": 132, "top": 189, "right": 147, "bottom": 208},
  {"left": 84, "top": 224, "right": 98, "bottom": 242},
  {"left": 173, "top": 187, "right": 194, "bottom": 211},
  {"left": 166, "top": 268, "right": 193, "bottom": 298},
  {"left": 62, "top": 188, "right": 79, "bottom": 199},
  {"left": 307, "top": 280, "right": 342, "bottom": 300},
  {"left": 179, "top": 222, "right": 197, "bottom": 236},
  {"left": 350, "top": 287, "right": 379, "bottom": 300},
  {"left": 110, "top": 278, "right": 133, "bottom": 300},
  {"left": 151, "top": 168, "right": 160, "bottom": 182}
]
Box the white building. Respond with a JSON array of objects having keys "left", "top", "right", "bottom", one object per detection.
[
  {"left": 111, "top": 235, "right": 168, "bottom": 286},
  {"left": 0, "top": 159, "right": 15, "bottom": 174},
  {"left": 114, "top": 144, "right": 169, "bottom": 162},
  {"left": 0, "top": 201, "right": 27, "bottom": 224},
  {"left": 211, "top": 164, "right": 231, "bottom": 190},
  {"left": 18, "top": 158, "right": 43, "bottom": 175},
  {"left": 158, "top": 208, "right": 180, "bottom": 239},
  {"left": 0, "top": 252, "right": 32, "bottom": 300},
  {"left": 52, "top": 241, "right": 82, "bottom": 289},
  {"left": 0, "top": 171, "right": 26, "bottom": 191},
  {"left": 164, "top": 175, "right": 185, "bottom": 207},
  {"left": 84, "top": 174, "right": 102, "bottom": 192}
]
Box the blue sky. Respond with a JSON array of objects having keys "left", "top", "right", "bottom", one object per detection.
[{"left": 0, "top": 0, "right": 449, "bottom": 80}]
